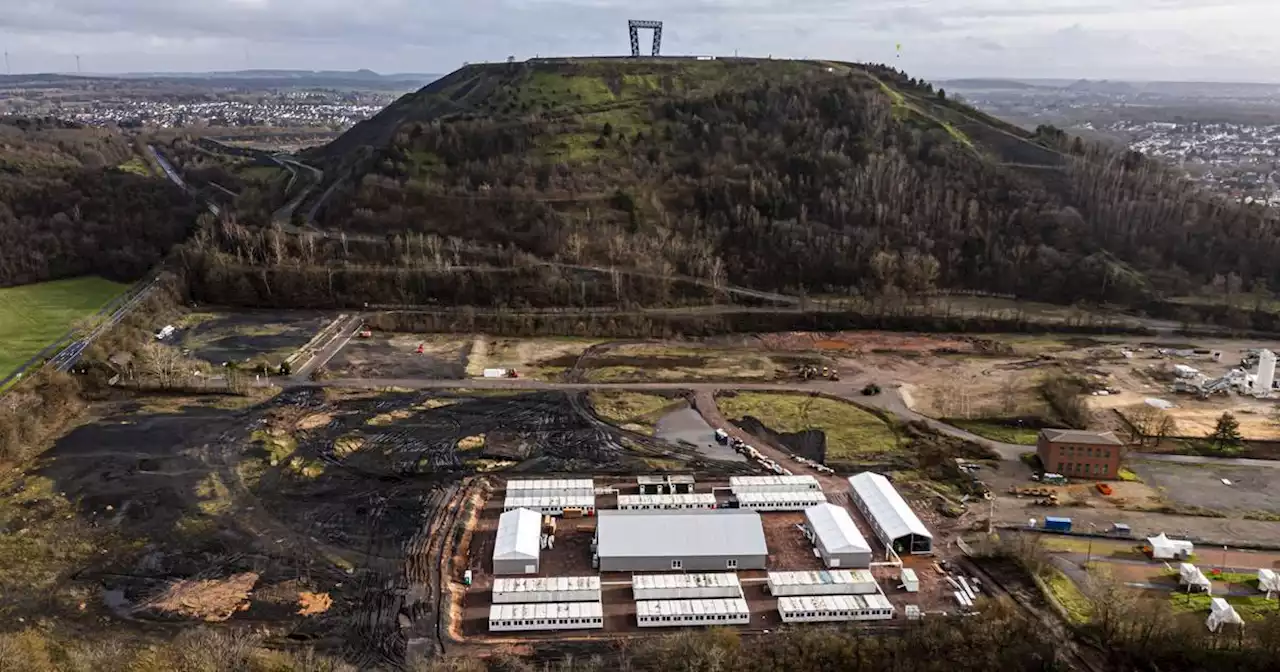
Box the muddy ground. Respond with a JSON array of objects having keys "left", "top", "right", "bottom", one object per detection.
[
  {"left": 177, "top": 310, "right": 331, "bottom": 365},
  {"left": 327, "top": 334, "right": 471, "bottom": 379},
  {"left": 1131, "top": 460, "right": 1280, "bottom": 515}
]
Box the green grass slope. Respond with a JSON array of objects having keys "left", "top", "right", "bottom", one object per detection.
[{"left": 0, "top": 276, "right": 127, "bottom": 378}]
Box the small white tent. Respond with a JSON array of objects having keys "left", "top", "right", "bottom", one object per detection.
[
  {"left": 1259, "top": 569, "right": 1280, "bottom": 595},
  {"left": 1148, "top": 533, "right": 1194, "bottom": 560},
  {"left": 1207, "top": 597, "right": 1244, "bottom": 632},
  {"left": 1179, "top": 563, "right": 1212, "bottom": 592}
]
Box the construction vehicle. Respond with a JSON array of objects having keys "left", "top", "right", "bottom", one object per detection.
[
  {"left": 861, "top": 383, "right": 881, "bottom": 396},
  {"left": 358, "top": 328, "right": 372, "bottom": 338},
  {"left": 828, "top": 371, "right": 840, "bottom": 382}
]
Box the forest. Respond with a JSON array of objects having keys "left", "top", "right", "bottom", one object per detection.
[
  {"left": 205, "top": 58, "right": 1280, "bottom": 313},
  {"left": 0, "top": 117, "right": 200, "bottom": 287}
]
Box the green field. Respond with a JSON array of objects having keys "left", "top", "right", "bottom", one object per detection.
[
  {"left": 950, "top": 420, "right": 1041, "bottom": 445},
  {"left": 0, "top": 277, "right": 128, "bottom": 379},
  {"left": 716, "top": 392, "right": 899, "bottom": 461}
]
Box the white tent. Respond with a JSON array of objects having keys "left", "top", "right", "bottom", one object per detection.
[
  {"left": 1259, "top": 569, "right": 1280, "bottom": 594},
  {"left": 494, "top": 508, "right": 542, "bottom": 574},
  {"left": 1207, "top": 597, "right": 1244, "bottom": 632},
  {"left": 1148, "top": 533, "right": 1194, "bottom": 560},
  {"left": 1178, "top": 563, "right": 1211, "bottom": 592}
]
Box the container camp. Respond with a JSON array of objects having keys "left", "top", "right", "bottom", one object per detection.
[
  {"left": 734, "top": 490, "right": 828, "bottom": 512},
  {"left": 1147, "top": 533, "right": 1194, "bottom": 560},
  {"left": 804, "top": 503, "right": 873, "bottom": 568},
  {"left": 488, "top": 601, "right": 604, "bottom": 632},
  {"left": 777, "top": 594, "right": 895, "bottom": 623},
  {"left": 492, "top": 576, "right": 602, "bottom": 604},
  {"left": 617, "top": 493, "right": 717, "bottom": 511},
  {"left": 766, "top": 570, "right": 879, "bottom": 596},
  {"left": 493, "top": 508, "right": 541, "bottom": 575},
  {"left": 506, "top": 478, "right": 595, "bottom": 496},
  {"left": 847, "top": 472, "right": 933, "bottom": 555},
  {"left": 503, "top": 494, "right": 597, "bottom": 516},
  {"left": 594, "top": 509, "right": 768, "bottom": 572},
  {"left": 1178, "top": 563, "right": 1212, "bottom": 593},
  {"left": 635, "top": 598, "right": 751, "bottom": 627},
  {"left": 637, "top": 475, "right": 696, "bottom": 495},
  {"left": 729, "top": 475, "right": 821, "bottom": 493},
  {"left": 1207, "top": 598, "right": 1244, "bottom": 632},
  {"left": 632, "top": 573, "right": 743, "bottom": 601}
]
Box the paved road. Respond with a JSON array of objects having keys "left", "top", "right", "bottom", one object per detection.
[{"left": 292, "top": 315, "right": 363, "bottom": 380}]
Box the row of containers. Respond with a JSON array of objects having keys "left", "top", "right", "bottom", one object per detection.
[
  {"left": 488, "top": 570, "right": 898, "bottom": 632},
  {"left": 503, "top": 475, "right": 832, "bottom": 514}
]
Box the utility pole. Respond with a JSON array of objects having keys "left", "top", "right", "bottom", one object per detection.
[
  {"left": 75, "top": 54, "right": 81, "bottom": 74},
  {"left": 4, "top": 48, "right": 10, "bottom": 75}
]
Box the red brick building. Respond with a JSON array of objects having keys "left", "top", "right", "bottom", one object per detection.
[{"left": 1037, "top": 429, "right": 1126, "bottom": 480}]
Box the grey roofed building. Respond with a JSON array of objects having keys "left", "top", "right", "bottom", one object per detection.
[
  {"left": 804, "top": 503, "right": 873, "bottom": 568},
  {"left": 594, "top": 510, "right": 768, "bottom": 572},
  {"left": 493, "top": 508, "right": 541, "bottom": 575},
  {"left": 1039, "top": 428, "right": 1124, "bottom": 446}
]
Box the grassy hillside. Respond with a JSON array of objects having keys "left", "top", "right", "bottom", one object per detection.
[
  {"left": 0, "top": 276, "right": 127, "bottom": 378},
  {"left": 210, "top": 57, "right": 1279, "bottom": 314}
]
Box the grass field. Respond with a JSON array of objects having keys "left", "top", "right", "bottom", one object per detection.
[
  {"left": 589, "top": 391, "right": 680, "bottom": 435},
  {"left": 1043, "top": 567, "right": 1093, "bottom": 624},
  {"left": 716, "top": 392, "right": 899, "bottom": 460},
  {"left": 0, "top": 276, "right": 127, "bottom": 379},
  {"left": 950, "top": 420, "right": 1040, "bottom": 445},
  {"left": 1168, "top": 592, "right": 1278, "bottom": 621}
]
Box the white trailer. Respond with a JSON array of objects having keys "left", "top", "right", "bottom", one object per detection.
[
  {"left": 492, "top": 576, "right": 602, "bottom": 604},
  {"left": 777, "top": 594, "right": 895, "bottom": 623},
  {"left": 482, "top": 368, "right": 514, "bottom": 378},
  {"left": 735, "top": 490, "right": 827, "bottom": 511},
  {"left": 766, "top": 570, "right": 879, "bottom": 596},
  {"left": 506, "top": 479, "right": 595, "bottom": 496},
  {"left": 636, "top": 598, "right": 750, "bottom": 627},
  {"left": 632, "top": 573, "right": 743, "bottom": 601},
  {"left": 617, "top": 493, "right": 717, "bottom": 511},
  {"left": 503, "top": 494, "right": 596, "bottom": 515},
  {"left": 488, "top": 601, "right": 604, "bottom": 632},
  {"left": 729, "top": 475, "right": 821, "bottom": 493},
  {"left": 899, "top": 568, "right": 919, "bottom": 593}
]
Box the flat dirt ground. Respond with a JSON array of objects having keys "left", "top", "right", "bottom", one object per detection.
[
  {"left": 1131, "top": 460, "right": 1280, "bottom": 515},
  {"left": 177, "top": 310, "right": 331, "bottom": 365},
  {"left": 327, "top": 334, "right": 470, "bottom": 378},
  {"left": 465, "top": 336, "right": 603, "bottom": 380},
  {"left": 581, "top": 342, "right": 791, "bottom": 383}
]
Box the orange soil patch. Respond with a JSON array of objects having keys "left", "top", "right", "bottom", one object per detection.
[
  {"left": 142, "top": 572, "right": 258, "bottom": 622},
  {"left": 297, "top": 591, "right": 333, "bottom": 616}
]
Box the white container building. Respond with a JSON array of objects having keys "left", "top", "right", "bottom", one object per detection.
[
  {"left": 632, "top": 573, "right": 743, "bottom": 601},
  {"left": 506, "top": 479, "right": 595, "bottom": 496},
  {"left": 730, "top": 475, "right": 821, "bottom": 493},
  {"left": 804, "top": 503, "right": 872, "bottom": 568},
  {"left": 778, "top": 594, "right": 895, "bottom": 623},
  {"left": 735, "top": 490, "right": 827, "bottom": 511},
  {"left": 635, "top": 598, "right": 751, "bottom": 627},
  {"left": 617, "top": 493, "right": 717, "bottom": 511},
  {"left": 899, "top": 568, "right": 919, "bottom": 593},
  {"left": 766, "top": 570, "right": 879, "bottom": 596},
  {"left": 488, "top": 601, "right": 604, "bottom": 632},
  {"left": 492, "top": 576, "right": 602, "bottom": 604},
  {"left": 493, "top": 508, "right": 541, "bottom": 575},
  {"left": 847, "top": 472, "right": 933, "bottom": 554},
  {"left": 503, "top": 494, "right": 597, "bottom": 515}
]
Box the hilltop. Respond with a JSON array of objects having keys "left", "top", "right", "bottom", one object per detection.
[{"left": 215, "top": 57, "right": 1279, "bottom": 312}]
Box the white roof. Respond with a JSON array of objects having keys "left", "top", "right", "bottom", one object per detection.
[
  {"left": 596, "top": 510, "right": 767, "bottom": 559},
  {"left": 494, "top": 508, "right": 542, "bottom": 561},
  {"left": 637, "top": 475, "right": 695, "bottom": 485},
  {"left": 1148, "top": 533, "right": 1194, "bottom": 550},
  {"left": 736, "top": 491, "right": 828, "bottom": 504},
  {"left": 768, "top": 570, "right": 875, "bottom": 587},
  {"left": 507, "top": 478, "right": 595, "bottom": 492},
  {"left": 1179, "top": 563, "right": 1211, "bottom": 587},
  {"left": 503, "top": 494, "right": 595, "bottom": 508},
  {"left": 805, "top": 503, "right": 872, "bottom": 555},
  {"left": 493, "top": 576, "right": 601, "bottom": 593},
  {"left": 730, "top": 475, "right": 820, "bottom": 489},
  {"left": 1207, "top": 598, "right": 1244, "bottom": 630},
  {"left": 847, "top": 472, "right": 932, "bottom": 541},
  {"left": 489, "top": 601, "right": 602, "bottom": 621},
  {"left": 632, "top": 573, "right": 741, "bottom": 591},
  {"left": 777, "top": 594, "right": 895, "bottom": 613},
  {"left": 617, "top": 493, "right": 717, "bottom": 506},
  {"left": 1259, "top": 569, "right": 1280, "bottom": 591},
  {"left": 636, "top": 598, "right": 749, "bottom": 618}
]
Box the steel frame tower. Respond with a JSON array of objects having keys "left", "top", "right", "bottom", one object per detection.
[{"left": 628, "top": 20, "right": 663, "bottom": 57}]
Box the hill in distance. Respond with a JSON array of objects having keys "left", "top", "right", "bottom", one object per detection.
[{"left": 229, "top": 56, "right": 1278, "bottom": 311}]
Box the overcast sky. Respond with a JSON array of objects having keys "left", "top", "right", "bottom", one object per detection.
[{"left": 2, "top": 0, "right": 1278, "bottom": 82}]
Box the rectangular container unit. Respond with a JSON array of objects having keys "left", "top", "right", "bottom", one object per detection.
[
  {"left": 635, "top": 598, "right": 751, "bottom": 627},
  {"left": 492, "top": 576, "right": 602, "bottom": 604},
  {"left": 503, "top": 494, "right": 597, "bottom": 515},
  {"left": 729, "top": 475, "right": 821, "bottom": 493},
  {"left": 1043, "top": 516, "right": 1073, "bottom": 532},
  {"left": 506, "top": 479, "right": 595, "bottom": 496},
  {"left": 766, "top": 570, "right": 879, "bottom": 596},
  {"left": 734, "top": 490, "right": 828, "bottom": 512},
  {"left": 632, "top": 573, "right": 743, "bottom": 601},
  {"left": 637, "top": 475, "right": 696, "bottom": 495},
  {"left": 777, "top": 594, "right": 896, "bottom": 623},
  {"left": 899, "top": 568, "right": 919, "bottom": 593},
  {"left": 488, "top": 601, "right": 604, "bottom": 632},
  {"left": 617, "top": 493, "right": 718, "bottom": 511}
]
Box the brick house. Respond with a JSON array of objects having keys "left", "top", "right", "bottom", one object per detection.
[{"left": 1037, "top": 429, "right": 1126, "bottom": 480}]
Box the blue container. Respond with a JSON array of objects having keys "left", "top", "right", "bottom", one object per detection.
[{"left": 1044, "top": 516, "right": 1073, "bottom": 532}]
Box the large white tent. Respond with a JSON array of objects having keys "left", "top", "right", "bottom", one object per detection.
[
  {"left": 1148, "top": 533, "right": 1194, "bottom": 560},
  {"left": 804, "top": 503, "right": 872, "bottom": 568},
  {"left": 1207, "top": 598, "right": 1244, "bottom": 632},
  {"left": 494, "top": 507, "right": 542, "bottom": 574},
  {"left": 847, "top": 472, "right": 932, "bottom": 554}
]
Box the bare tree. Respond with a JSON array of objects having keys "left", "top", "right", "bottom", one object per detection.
[{"left": 139, "top": 342, "right": 189, "bottom": 389}]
